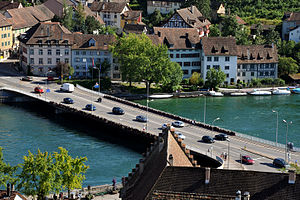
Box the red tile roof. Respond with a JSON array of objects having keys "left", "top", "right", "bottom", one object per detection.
[
  {"left": 235, "top": 15, "right": 246, "bottom": 25},
  {"left": 72, "top": 34, "right": 116, "bottom": 50},
  {"left": 0, "top": 13, "right": 11, "bottom": 27},
  {"left": 0, "top": 1, "right": 22, "bottom": 11},
  {"left": 121, "top": 10, "right": 142, "bottom": 21},
  {"left": 284, "top": 12, "right": 300, "bottom": 21},
  {"left": 237, "top": 44, "right": 278, "bottom": 64},
  {"left": 176, "top": 6, "right": 211, "bottom": 29},
  {"left": 201, "top": 37, "right": 237, "bottom": 56},
  {"left": 90, "top": 2, "right": 129, "bottom": 13}
]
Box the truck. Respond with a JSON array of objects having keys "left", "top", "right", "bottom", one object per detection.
[{"left": 60, "top": 83, "right": 74, "bottom": 92}]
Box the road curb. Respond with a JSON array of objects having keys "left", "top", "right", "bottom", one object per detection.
[{"left": 242, "top": 147, "right": 274, "bottom": 160}]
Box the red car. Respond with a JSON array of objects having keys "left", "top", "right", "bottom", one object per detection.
[
  {"left": 34, "top": 87, "right": 44, "bottom": 93},
  {"left": 242, "top": 155, "right": 255, "bottom": 165}
]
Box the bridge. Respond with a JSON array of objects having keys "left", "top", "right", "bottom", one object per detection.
[{"left": 0, "top": 74, "right": 299, "bottom": 172}]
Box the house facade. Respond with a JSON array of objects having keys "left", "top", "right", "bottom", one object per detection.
[
  {"left": 161, "top": 6, "right": 211, "bottom": 37},
  {"left": 120, "top": 10, "right": 143, "bottom": 28},
  {"left": 289, "top": 26, "right": 300, "bottom": 43},
  {"left": 153, "top": 27, "right": 201, "bottom": 79},
  {"left": 0, "top": 13, "right": 13, "bottom": 60},
  {"left": 200, "top": 37, "right": 238, "bottom": 84},
  {"left": 282, "top": 12, "right": 300, "bottom": 41},
  {"left": 236, "top": 44, "right": 278, "bottom": 83},
  {"left": 146, "top": 0, "right": 186, "bottom": 15},
  {"left": 90, "top": 1, "right": 130, "bottom": 28}
]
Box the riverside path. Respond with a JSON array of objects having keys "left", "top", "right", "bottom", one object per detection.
[{"left": 0, "top": 74, "right": 299, "bottom": 173}]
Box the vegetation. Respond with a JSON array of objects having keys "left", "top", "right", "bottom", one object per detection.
[
  {"left": 189, "top": 72, "right": 204, "bottom": 86},
  {"left": 54, "top": 62, "right": 74, "bottom": 79},
  {"left": 0, "top": 147, "right": 18, "bottom": 188},
  {"left": 278, "top": 57, "right": 299, "bottom": 78},
  {"left": 110, "top": 33, "right": 182, "bottom": 92},
  {"left": 183, "top": 0, "right": 211, "bottom": 19},
  {"left": 205, "top": 68, "right": 226, "bottom": 89}
]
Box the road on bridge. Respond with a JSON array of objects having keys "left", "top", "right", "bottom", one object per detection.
[{"left": 0, "top": 70, "right": 299, "bottom": 173}]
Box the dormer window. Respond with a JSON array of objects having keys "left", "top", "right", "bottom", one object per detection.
[
  {"left": 221, "top": 46, "right": 228, "bottom": 53},
  {"left": 211, "top": 46, "right": 218, "bottom": 53},
  {"left": 89, "top": 38, "right": 96, "bottom": 47},
  {"left": 267, "top": 52, "right": 272, "bottom": 59}
]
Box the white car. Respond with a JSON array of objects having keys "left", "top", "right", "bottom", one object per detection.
[
  {"left": 162, "top": 123, "right": 174, "bottom": 130},
  {"left": 175, "top": 132, "right": 186, "bottom": 140},
  {"left": 172, "top": 121, "right": 185, "bottom": 128}
]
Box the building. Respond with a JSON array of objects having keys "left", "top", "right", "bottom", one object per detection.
[
  {"left": 0, "top": 13, "right": 13, "bottom": 60},
  {"left": 120, "top": 10, "right": 143, "bottom": 29},
  {"left": 4, "top": 5, "right": 54, "bottom": 51},
  {"left": 146, "top": 0, "right": 186, "bottom": 15},
  {"left": 200, "top": 37, "right": 238, "bottom": 84},
  {"left": 123, "top": 23, "right": 148, "bottom": 34},
  {"left": 19, "top": 22, "right": 73, "bottom": 76},
  {"left": 153, "top": 27, "right": 201, "bottom": 79},
  {"left": 282, "top": 12, "right": 300, "bottom": 41},
  {"left": 90, "top": 1, "right": 130, "bottom": 29},
  {"left": 43, "top": 0, "right": 74, "bottom": 18},
  {"left": 161, "top": 6, "right": 211, "bottom": 37},
  {"left": 0, "top": 1, "right": 23, "bottom": 11},
  {"left": 71, "top": 34, "right": 119, "bottom": 79},
  {"left": 236, "top": 44, "right": 278, "bottom": 84},
  {"left": 289, "top": 26, "right": 300, "bottom": 43}
]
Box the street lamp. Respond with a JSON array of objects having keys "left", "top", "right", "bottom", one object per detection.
[
  {"left": 93, "top": 66, "right": 101, "bottom": 95},
  {"left": 283, "top": 119, "right": 292, "bottom": 163},
  {"left": 146, "top": 81, "right": 149, "bottom": 133},
  {"left": 272, "top": 110, "right": 279, "bottom": 146},
  {"left": 227, "top": 138, "right": 230, "bottom": 169},
  {"left": 45, "top": 69, "right": 52, "bottom": 101},
  {"left": 203, "top": 95, "right": 206, "bottom": 124},
  {"left": 211, "top": 117, "right": 220, "bottom": 131}
]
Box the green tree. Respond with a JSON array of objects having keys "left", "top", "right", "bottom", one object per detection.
[
  {"left": 236, "top": 26, "right": 251, "bottom": 45},
  {"left": 250, "top": 78, "right": 262, "bottom": 87},
  {"left": 183, "top": 0, "right": 211, "bottom": 19},
  {"left": 278, "top": 57, "right": 299, "bottom": 78},
  {"left": 149, "top": 10, "right": 163, "bottom": 27},
  {"left": 97, "top": 25, "right": 118, "bottom": 35},
  {"left": 73, "top": 3, "right": 86, "bottom": 32},
  {"left": 205, "top": 68, "right": 226, "bottom": 89},
  {"left": 221, "top": 15, "right": 240, "bottom": 37},
  {"left": 54, "top": 62, "right": 74, "bottom": 78},
  {"left": 17, "top": 150, "right": 60, "bottom": 200},
  {"left": 161, "top": 61, "right": 183, "bottom": 92},
  {"left": 278, "top": 40, "right": 296, "bottom": 57},
  {"left": 0, "top": 147, "right": 19, "bottom": 188},
  {"left": 189, "top": 72, "right": 203, "bottom": 86},
  {"left": 53, "top": 147, "right": 89, "bottom": 198},
  {"left": 264, "top": 28, "right": 280, "bottom": 45},
  {"left": 62, "top": 6, "right": 73, "bottom": 31},
  {"left": 85, "top": 16, "right": 101, "bottom": 34},
  {"left": 208, "top": 24, "right": 221, "bottom": 37}
]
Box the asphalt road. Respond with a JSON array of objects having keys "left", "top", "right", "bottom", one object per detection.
[{"left": 0, "top": 65, "right": 299, "bottom": 173}]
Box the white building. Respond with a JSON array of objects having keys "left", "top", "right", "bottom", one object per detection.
[
  {"left": 153, "top": 27, "right": 201, "bottom": 79},
  {"left": 147, "top": 0, "right": 186, "bottom": 15},
  {"left": 200, "top": 37, "right": 237, "bottom": 84},
  {"left": 282, "top": 12, "right": 300, "bottom": 41},
  {"left": 289, "top": 26, "right": 300, "bottom": 43}
]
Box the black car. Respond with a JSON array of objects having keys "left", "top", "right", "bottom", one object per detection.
[
  {"left": 214, "top": 133, "right": 228, "bottom": 141},
  {"left": 136, "top": 115, "right": 147, "bottom": 122},
  {"left": 85, "top": 104, "right": 96, "bottom": 111},
  {"left": 21, "top": 76, "right": 33, "bottom": 81},
  {"left": 273, "top": 158, "right": 290, "bottom": 168},
  {"left": 202, "top": 135, "right": 215, "bottom": 143},
  {"left": 63, "top": 97, "right": 74, "bottom": 104},
  {"left": 112, "top": 107, "right": 124, "bottom": 115}
]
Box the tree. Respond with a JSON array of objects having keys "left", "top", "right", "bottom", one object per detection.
[
  {"left": 236, "top": 26, "right": 251, "bottom": 45},
  {"left": 62, "top": 6, "right": 73, "bottom": 31},
  {"left": 205, "top": 68, "right": 226, "bottom": 89},
  {"left": 278, "top": 57, "right": 299, "bottom": 78},
  {"left": 161, "top": 61, "right": 183, "bottom": 92},
  {"left": 183, "top": 0, "right": 211, "bottom": 19},
  {"left": 17, "top": 150, "right": 60, "bottom": 200},
  {"left": 278, "top": 40, "right": 296, "bottom": 57},
  {"left": 221, "top": 15, "right": 240, "bottom": 37},
  {"left": 110, "top": 33, "right": 182, "bottom": 91},
  {"left": 149, "top": 10, "right": 163, "bottom": 27},
  {"left": 208, "top": 24, "right": 221, "bottom": 37},
  {"left": 189, "top": 72, "right": 203, "bottom": 86},
  {"left": 73, "top": 3, "right": 86, "bottom": 32},
  {"left": 54, "top": 62, "right": 74, "bottom": 78},
  {"left": 265, "top": 28, "right": 280, "bottom": 45},
  {"left": 0, "top": 147, "right": 19, "bottom": 188},
  {"left": 85, "top": 16, "right": 101, "bottom": 34},
  {"left": 97, "top": 25, "right": 118, "bottom": 35},
  {"left": 53, "top": 147, "right": 89, "bottom": 198}
]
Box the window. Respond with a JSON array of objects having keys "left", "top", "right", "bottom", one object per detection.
[
  {"left": 251, "top": 72, "right": 254, "bottom": 76},
  {"left": 226, "top": 74, "right": 229, "bottom": 78},
  {"left": 47, "top": 58, "right": 52, "bottom": 64},
  {"left": 237, "top": 65, "right": 241, "bottom": 69},
  {"left": 65, "top": 49, "right": 69, "bottom": 55},
  {"left": 242, "top": 72, "right": 246, "bottom": 76},
  {"left": 242, "top": 65, "right": 247, "bottom": 69},
  {"left": 113, "top": 74, "right": 120, "bottom": 79},
  {"left": 270, "top": 63, "right": 274, "bottom": 68},
  {"left": 56, "top": 58, "right": 60, "bottom": 63},
  {"left": 184, "top": 62, "right": 190, "bottom": 66},
  {"left": 270, "top": 71, "right": 275, "bottom": 76},
  {"left": 259, "top": 72, "right": 263, "bottom": 76},
  {"left": 75, "top": 57, "right": 80, "bottom": 62},
  {"left": 213, "top": 65, "right": 219, "bottom": 70},
  {"left": 30, "top": 49, "right": 34, "bottom": 55},
  {"left": 260, "top": 64, "right": 264, "bottom": 69},
  {"left": 225, "top": 66, "right": 229, "bottom": 70},
  {"left": 114, "top": 14, "right": 117, "bottom": 19},
  {"left": 114, "top": 66, "right": 119, "bottom": 71},
  {"left": 65, "top": 58, "right": 69, "bottom": 63},
  {"left": 265, "top": 64, "right": 269, "bottom": 68},
  {"left": 39, "top": 58, "right": 43, "bottom": 64},
  {"left": 207, "top": 57, "right": 212, "bottom": 61},
  {"left": 169, "top": 54, "right": 173, "bottom": 58},
  {"left": 177, "top": 62, "right": 182, "bottom": 66},
  {"left": 265, "top": 71, "right": 269, "bottom": 76},
  {"left": 75, "top": 51, "right": 79, "bottom": 55},
  {"left": 8, "top": 33, "right": 10, "bottom": 37},
  {"left": 237, "top": 72, "right": 240, "bottom": 76},
  {"left": 183, "top": 70, "right": 189, "bottom": 74},
  {"left": 30, "top": 58, "right": 34, "bottom": 64},
  {"left": 214, "top": 57, "right": 219, "bottom": 62},
  {"left": 192, "top": 61, "right": 200, "bottom": 66},
  {"left": 176, "top": 54, "right": 180, "bottom": 58},
  {"left": 48, "top": 49, "right": 52, "bottom": 55},
  {"left": 38, "top": 49, "right": 43, "bottom": 55},
  {"left": 56, "top": 49, "right": 60, "bottom": 55},
  {"left": 225, "top": 56, "right": 230, "bottom": 61},
  {"left": 250, "top": 64, "right": 255, "bottom": 70},
  {"left": 82, "top": 51, "right": 86, "bottom": 55},
  {"left": 8, "top": 41, "right": 10, "bottom": 45},
  {"left": 206, "top": 65, "right": 210, "bottom": 70}
]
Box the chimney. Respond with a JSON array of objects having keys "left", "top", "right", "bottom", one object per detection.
[
  {"left": 288, "top": 170, "right": 296, "bottom": 184},
  {"left": 6, "top": 183, "right": 10, "bottom": 197},
  {"left": 242, "top": 192, "right": 250, "bottom": 200},
  {"left": 168, "top": 154, "right": 173, "bottom": 166},
  {"left": 191, "top": 6, "right": 194, "bottom": 14},
  {"left": 235, "top": 190, "right": 241, "bottom": 200},
  {"left": 205, "top": 168, "right": 210, "bottom": 184}
]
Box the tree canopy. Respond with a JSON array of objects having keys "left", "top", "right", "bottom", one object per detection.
[
  {"left": 183, "top": 0, "right": 211, "bottom": 19},
  {"left": 0, "top": 147, "right": 18, "bottom": 188},
  {"left": 278, "top": 57, "right": 299, "bottom": 78},
  {"left": 205, "top": 68, "right": 226, "bottom": 89},
  {"left": 110, "top": 33, "right": 182, "bottom": 92}
]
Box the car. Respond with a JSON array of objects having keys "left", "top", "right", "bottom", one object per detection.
[
  {"left": 214, "top": 133, "right": 228, "bottom": 141},
  {"left": 202, "top": 135, "right": 215, "bottom": 143},
  {"left": 172, "top": 121, "right": 185, "bottom": 127},
  {"left": 34, "top": 86, "right": 44, "bottom": 93},
  {"left": 21, "top": 76, "right": 33, "bottom": 81},
  {"left": 97, "top": 97, "right": 102, "bottom": 103},
  {"left": 242, "top": 155, "right": 255, "bottom": 165},
  {"left": 161, "top": 123, "right": 173, "bottom": 130},
  {"left": 174, "top": 131, "right": 186, "bottom": 140},
  {"left": 112, "top": 107, "right": 124, "bottom": 115},
  {"left": 273, "top": 158, "right": 290, "bottom": 168},
  {"left": 85, "top": 104, "right": 96, "bottom": 111},
  {"left": 136, "top": 115, "right": 147, "bottom": 122},
  {"left": 63, "top": 97, "right": 74, "bottom": 104}
]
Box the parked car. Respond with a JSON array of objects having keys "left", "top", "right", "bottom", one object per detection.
[
  {"left": 85, "top": 104, "right": 96, "bottom": 111},
  {"left": 172, "top": 121, "right": 185, "bottom": 127},
  {"left": 21, "top": 76, "right": 33, "bottom": 81},
  {"left": 174, "top": 131, "right": 186, "bottom": 140},
  {"left": 34, "top": 86, "right": 44, "bottom": 93},
  {"left": 273, "top": 158, "right": 290, "bottom": 168},
  {"left": 112, "top": 107, "right": 124, "bottom": 115},
  {"left": 202, "top": 135, "right": 215, "bottom": 143},
  {"left": 136, "top": 115, "right": 147, "bottom": 122},
  {"left": 63, "top": 97, "right": 74, "bottom": 104},
  {"left": 242, "top": 155, "right": 255, "bottom": 165},
  {"left": 214, "top": 133, "right": 228, "bottom": 141}
]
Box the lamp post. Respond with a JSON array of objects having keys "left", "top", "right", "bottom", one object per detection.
[
  {"left": 272, "top": 110, "right": 279, "bottom": 146},
  {"left": 204, "top": 95, "right": 206, "bottom": 124},
  {"left": 93, "top": 66, "right": 101, "bottom": 95},
  {"left": 60, "top": 54, "right": 63, "bottom": 84},
  {"left": 283, "top": 119, "right": 292, "bottom": 163},
  {"left": 211, "top": 117, "right": 220, "bottom": 131},
  {"left": 146, "top": 81, "right": 149, "bottom": 133},
  {"left": 45, "top": 70, "right": 52, "bottom": 101},
  {"left": 227, "top": 138, "right": 230, "bottom": 169}
]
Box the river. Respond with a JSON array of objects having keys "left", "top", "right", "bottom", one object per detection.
[
  {"left": 0, "top": 103, "right": 141, "bottom": 186},
  {"left": 135, "top": 94, "right": 300, "bottom": 147}
]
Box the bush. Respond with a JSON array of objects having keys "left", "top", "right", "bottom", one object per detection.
[
  {"left": 273, "top": 78, "right": 285, "bottom": 86},
  {"left": 261, "top": 78, "right": 273, "bottom": 85},
  {"left": 181, "top": 78, "right": 190, "bottom": 85}
]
